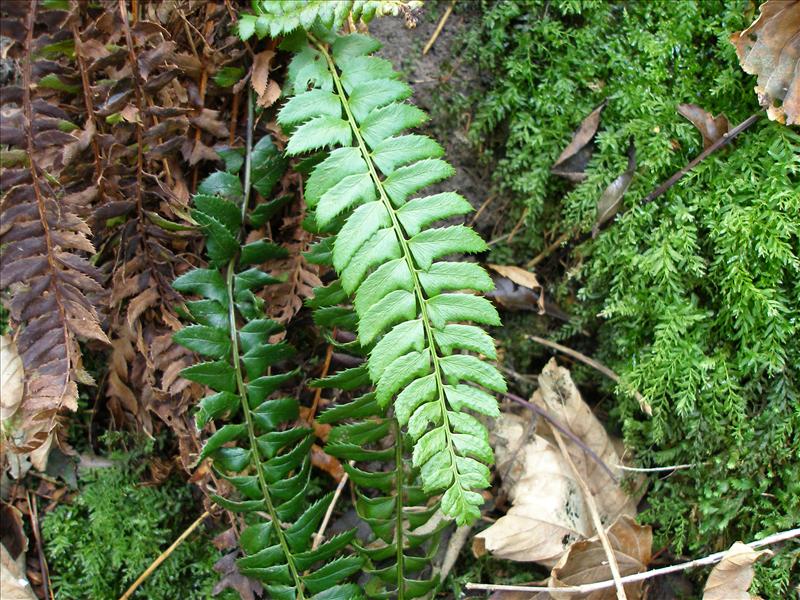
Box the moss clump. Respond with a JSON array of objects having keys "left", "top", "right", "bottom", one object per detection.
[
  {"left": 41, "top": 460, "right": 229, "bottom": 600},
  {"left": 452, "top": 0, "right": 800, "bottom": 596}
]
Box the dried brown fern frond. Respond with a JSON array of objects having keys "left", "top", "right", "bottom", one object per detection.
[{"left": 0, "top": 2, "right": 109, "bottom": 464}]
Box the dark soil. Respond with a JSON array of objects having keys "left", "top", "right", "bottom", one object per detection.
[{"left": 368, "top": 2, "right": 491, "bottom": 214}]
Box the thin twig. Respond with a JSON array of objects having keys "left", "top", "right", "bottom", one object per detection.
[
  {"left": 526, "top": 229, "right": 573, "bottom": 268},
  {"left": 469, "top": 194, "right": 495, "bottom": 226},
  {"left": 503, "top": 391, "right": 618, "bottom": 483},
  {"left": 527, "top": 335, "right": 651, "bottom": 415},
  {"left": 551, "top": 427, "right": 627, "bottom": 600},
  {"left": 526, "top": 113, "right": 761, "bottom": 268},
  {"left": 422, "top": 0, "right": 455, "bottom": 55},
  {"left": 465, "top": 527, "right": 800, "bottom": 594},
  {"left": 641, "top": 113, "right": 760, "bottom": 205},
  {"left": 118, "top": 510, "right": 211, "bottom": 600},
  {"left": 27, "top": 492, "right": 52, "bottom": 600},
  {"left": 615, "top": 463, "right": 695, "bottom": 473},
  {"left": 310, "top": 460, "right": 354, "bottom": 551}
]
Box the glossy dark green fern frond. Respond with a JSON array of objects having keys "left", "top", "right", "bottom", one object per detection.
[
  {"left": 237, "top": 0, "right": 421, "bottom": 40},
  {"left": 317, "top": 385, "right": 444, "bottom": 597},
  {"left": 173, "top": 102, "right": 362, "bottom": 600},
  {"left": 280, "top": 32, "right": 506, "bottom": 526}
]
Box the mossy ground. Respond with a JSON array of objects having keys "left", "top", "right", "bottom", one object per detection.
[{"left": 415, "top": 0, "right": 798, "bottom": 596}]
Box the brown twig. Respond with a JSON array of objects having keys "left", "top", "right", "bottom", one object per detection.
[
  {"left": 527, "top": 335, "right": 651, "bottom": 415},
  {"left": 465, "top": 527, "right": 800, "bottom": 595},
  {"left": 641, "top": 113, "right": 760, "bottom": 205},
  {"left": 551, "top": 427, "right": 627, "bottom": 600},
  {"left": 527, "top": 112, "right": 761, "bottom": 268},
  {"left": 503, "top": 391, "right": 618, "bottom": 483},
  {"left": 527, "top": 229, "right": 573, "bottom": 268},
  {"left": 469, "top": 194, "right": 495, "bottom": 226},
  {"left": 27, "top": 491, "right": 52, "bottom": 600},
  {"left": 422, "top": 0, "right": 456, "bottom": 55},
  {"left": 118, "top": 510, "right": 211, "bottom": 600}
]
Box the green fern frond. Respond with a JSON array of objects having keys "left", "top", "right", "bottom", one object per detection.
[
  {"left": 318, "top": 394, "right": 443, "bottom": 598},
  {"left": 280, "top": 32, "right": 505, "bottom": 526},
  {"left": 238, "top": 0, "right": 423, "bottom": 40},
  {"left": 173, "top": 97, "right": 362, "bottom": 600}
]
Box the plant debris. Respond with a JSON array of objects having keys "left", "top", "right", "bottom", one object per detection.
[{"left": 730, "top": 0, "right": 800, "bottom": 125}]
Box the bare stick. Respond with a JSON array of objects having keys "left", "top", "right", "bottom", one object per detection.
[
  {"left": 615, "top": 463, "right": 694, "bottom": 473},
  {"left": 27, "top": 491, "right": 52, "bottom": 600},
  {"left": 422, "top": 0, "right": 455, "bottom": 55},
  {"left": 465, "top": 527, "right": 800, "bottom": 594},
  {"left": 118, "top": 510, "right": 210, "bottom": 600},
  {"left": 503, "top": 391, "right": 618, "bottom": 483},
  {"left": 311, "top": 460, "right": 354, "bottom": 551},
  {"left": 528, "top": 335, "right": 651, "bottom": 416},
  {"left": 526, "top": 113, "right": 761, "bottom": 268},
  {"left": 469, "top": 194, "right": 495, "bottom": 226},
  {"left": 527, "top": 230, "right": 573, "bottom": 268},
  {"left": 641, "top": 113, "right": 760, "bottom": 205},
  {"left": 551, "top": 427, "right": 627, "bottom": 600}
]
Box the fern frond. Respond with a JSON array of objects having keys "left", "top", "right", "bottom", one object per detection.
[
  {"left": 173, "top": 97, "right": 361, "bottom": 600},
  {"left": 280, "top": 32, "right": 505, "bottom": 525},
  {"left": 0, "top": 2, "right": 109, "bottom": 456},
  {"left": 237, "top": 0, "right": 422, "bottom": 40}
]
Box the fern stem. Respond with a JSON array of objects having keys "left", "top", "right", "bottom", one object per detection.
[
  {"left": 226, "top": 92, "right": 307, "bottom": 599},
  {"left": 313, "top": 36, "right": 465, "bottom": 517},
  {"left": 393, "top": 418, "right": 406, "bottom": 600}
]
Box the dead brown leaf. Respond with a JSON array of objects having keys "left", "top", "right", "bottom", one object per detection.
[
  {"left": 252, "top": 49, "right": 281, "bottom": 108},
  {"left": 552, "top": 101, "right": 607, "bottom": 182},
  {"left": 0, "top": 503, "right": 35, "bottom": 600},
  {"left": 537, "top": 516, "right": 651, "bottom": 600},
  {"left": 486, "top": 264, "right": 545, "bottom": 314},
  {"left": 311, "top": 443, "right": 344, "bottom": 482},
  {"left": 730, "top": 0, "right": 800, "bottom": 125},
  {"left": 593, "top": 141, "right": 636, "bottom": 238},
  {"left": 474, "top": 360, "right": 639, "bottom": 567},
  {"left": 677, "top": 104, "right": 730, "bottom": 149},
  {"left": 703, "top": 542, "right": 772, "bottom": 600}
]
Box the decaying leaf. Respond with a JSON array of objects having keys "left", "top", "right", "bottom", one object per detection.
[
  {"left": 474, "top": 360, "right": 639, "bottom": 567},
  {"left": 0, "top": 336, "right": 24, "bottom": 423},
  {"left": 213, "top": 551, "right": 263, "bottom": 600},
  {"left": 552, "top": 101, "right": 608, "bottom": 182},
  {"left": 677, "top": 103, "right": 730, "bottom": 149},
  {"left": 252, "top": 49, "right": 281, "bottom": 108},
  {"left": 0, "top": 504, "right": 35, "bottom": 600},
  {"left": 537, "top": 516, "right": 652, "bottom": 600},
  {"left": 592, "top": 141, "right": 636, "bottom": 238},
  {"left": 703, "top": 542, "right": 772, "bottom": 600},
  {"left": 486, "top": 264, "right": 545, "bottom": 314},
  {"left": 730, "top": 0, "right": 800, "bottom": 125}
]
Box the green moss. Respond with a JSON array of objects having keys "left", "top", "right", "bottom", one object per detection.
[
  {"left": 41, "top": 459, "right": 230, "bottom": 600},
  {"left": 450, "top": 0, "right": 800, "bottom": 596}
]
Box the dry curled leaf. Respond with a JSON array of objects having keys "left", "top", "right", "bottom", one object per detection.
[
  {"left": 486, "top": 264, "right": 545, "bottom": 314},
  {"left": 730, "top": 0, "right": 800, "bottom": 125},
  {"left": 474, "top": 360, "right": 639, "bottom": 567},
  {"left": 538, "top": 516, "right": 652, "bottom": 600},
  {"left": 0, "top": 336, "right": 24, "bottom": 423},
  {"left": 703, "top": 542, "right": 772, "bottom": 600},
  {"left": 593, "top": 141, "right": 636, "bottom": 238},
  {"left": 677, "top": 103, "right": 730, "bottom": 149},
  {"left": 552, "top": 101, "right": 607, "bottom": 182}
]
